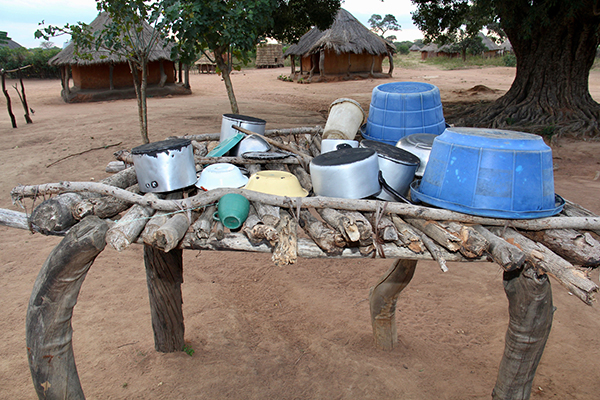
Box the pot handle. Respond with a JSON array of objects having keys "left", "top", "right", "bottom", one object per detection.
[
  {"left": 378, "top": 171, "right": 413, "bottom": 204},
  {"left": 336, "top": 143, "right": 353, "bottom": 150}
]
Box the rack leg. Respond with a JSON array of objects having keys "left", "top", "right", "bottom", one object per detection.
[
  {"left": 369, "top": 259, "right": 417, "bottom": 351},
  {"left": 492, "top": 267, "right": 553, "bottom": 400},
  {"left": 26, "top": 216, "right": 108, "bottom": 400},
  {"left": 143, "top": 245, "right": 185, "bottom": 352}
]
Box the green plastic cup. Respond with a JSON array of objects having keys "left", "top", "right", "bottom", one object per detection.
[{"left": 213, "top": 193, "right": 250, "bottom": 230}]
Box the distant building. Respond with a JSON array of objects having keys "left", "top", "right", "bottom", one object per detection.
[{"left": 283, "top": 8, "right": 395, "bottom": 81}]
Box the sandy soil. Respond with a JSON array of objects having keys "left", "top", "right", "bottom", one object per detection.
[{"left": 1, "top": 64, "right": 600, "bottom": 400}]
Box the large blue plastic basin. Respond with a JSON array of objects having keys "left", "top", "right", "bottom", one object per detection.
[
  {"left": 364, "top": 82, "right": 446, "bottom": 144},
  {"left": 410, "top": 127, "right": 564, "bottom": 219}
]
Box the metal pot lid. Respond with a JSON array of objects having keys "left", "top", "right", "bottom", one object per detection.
[
  {"left": 222, "top": 113, "right": 266, "bottom": 125},
  {"left": 400, "top": 133, "right": 437, "bottom": 150},
  {"left": 311, "top": 147, "right": 376, "bottom": 166},
  {"left": 132, "top": 138, "right": 191, "bottom": 156},
  {"left": 360, "top": 140, "right": 420, "bottom": 166}
]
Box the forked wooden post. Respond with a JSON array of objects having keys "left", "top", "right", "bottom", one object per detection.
[
  {"left": 492, "top": 267, "right": 553, "bottom": 400},
  {"left": 369, "top": 259, "right": 418, "bottom": 350},
  {"left": 26, "top": 216, "right": 108, "bottom": 400},
  {"left": 143, "top": 244, "right": 185, "bottom": 352}
]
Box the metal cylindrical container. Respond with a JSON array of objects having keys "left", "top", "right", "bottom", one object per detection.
[
  {"left": 220, "top": 114, "right": 266, "bottom": 142},
  {"left": 132, "top": 138, "right": 196, "bottom": 193},
  {"left": 310, "top": 148, "right": 381, "bottom": 199},
  {"left": 360, "top": 139, "right": 420, "bottom": 201}
]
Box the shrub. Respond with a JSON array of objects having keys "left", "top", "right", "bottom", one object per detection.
[
  {"left": 0, "top": 47, "right": 61, "bottom": 78},
  {"left": 503, "top": 53, "right": 516, "bottom": 67}
]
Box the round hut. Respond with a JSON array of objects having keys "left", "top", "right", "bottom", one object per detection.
[
  {"left": 283, "top": 8, "right": 396, "bottom": 81},
  {"left": 49, "top": 12, "right": 191, "bottom": 103}
]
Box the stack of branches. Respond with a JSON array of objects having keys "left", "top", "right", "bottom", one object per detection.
[{"left": 5, "top": 128, "right": 600, "bottom": 305}]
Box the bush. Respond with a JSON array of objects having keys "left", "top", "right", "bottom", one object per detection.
[
  {"left": 0, "top": 47, "right": 61, "bottom": 78},
  {"left": 503, "top": 53, "right": 516, "bottom": 67}
]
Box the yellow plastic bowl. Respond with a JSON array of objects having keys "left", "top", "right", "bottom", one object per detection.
[{"left": 244, "top": 171, "right": 308, "bottom": 197}]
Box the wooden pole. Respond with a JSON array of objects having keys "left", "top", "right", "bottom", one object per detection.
[
  {"left": 369, "top": 259, "right": 418, "bottom": 350},
  {"left": 26, "top": 216, "right": 108, "bottom": 400},
  {"left": 492, "top": 267, "right": 553, "bottom": 400},
  {"left": 2, "top": 70, "right": 17, "bottom": 128},
  {"left": 17, "top": 69, "right": 33, "bottom": 124},
  {"left": 143, "top": 244, "right": 185, "bottom": 352}
]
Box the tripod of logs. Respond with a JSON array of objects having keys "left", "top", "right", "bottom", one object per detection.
[{"left": 5, "top": 126, "right": 600, "bottom": 400}]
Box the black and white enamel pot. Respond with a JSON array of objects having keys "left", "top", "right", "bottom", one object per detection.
[
  {"left": 131, "top": 138, "right": 197, "bottom": 193},
  {"left": 310, "top": 147, "right": 381, "bottom": 199},
  {"left": 360, "top": 139, "right": 420, "bottom": 202}
]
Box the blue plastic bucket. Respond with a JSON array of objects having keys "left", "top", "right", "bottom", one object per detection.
[
  {"left": 410, "top": 127, "right": 564, "bottom": 219},
  {"left": 364, "top": 82, "right": 446, "bottom": 144}
]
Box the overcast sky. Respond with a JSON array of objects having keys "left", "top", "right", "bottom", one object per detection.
[{"left": 1, "top": 0, "right": 422, "bottom": 49}]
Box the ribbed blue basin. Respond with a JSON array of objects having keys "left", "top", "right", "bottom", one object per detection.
[
  {"left": 364, "top": 82, "right": 446, "bottom": 145},
  {"left": 410, "top": 127, "right": 564, "bottom": 219}
]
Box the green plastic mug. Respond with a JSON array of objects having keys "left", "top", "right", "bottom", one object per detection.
[{"left": 213, "top": 193, "right": 250, "bottom": 230}]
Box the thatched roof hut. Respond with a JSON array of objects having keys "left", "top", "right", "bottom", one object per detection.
[
  {"left": 420, "top": 43, "right": 438, "bottom": 60},
  {"left": 256, "top": 43, "right": 284, "bottom": 68},
  {"left": 49, "top": 12, "right": 190, "bottom": 103},
  {"left": 409, "top": 44, "right": 421, "bottom": 52},
  {"left": 283, "top": 8, "right": 395, "bottom": 81}
]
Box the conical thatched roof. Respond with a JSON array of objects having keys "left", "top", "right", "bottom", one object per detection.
[
  {"left": 478, "top": 32, "right": 501, "bottom": 51},
  {"left": 49, "top": 12, "right": 173, "bottom": 66},
  {"left": 284, "top": 9, "right": 395, "bottom": 58}
]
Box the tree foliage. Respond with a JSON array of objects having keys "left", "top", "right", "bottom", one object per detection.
[
  {"left": 368, "top": 14, "right": 402, "bottom": 40},
  {"left": 164, "top": 0, "right": 340, "bottom": 114}
]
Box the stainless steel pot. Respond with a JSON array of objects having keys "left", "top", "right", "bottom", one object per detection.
[
  {"left": 220, "top": 114, "right": 266, "bottom": 143},
  {"left": 310, "top": 147, "right": 381, "bottom": 199},
  {"left": 360, "top": 139, "right": 420, "bottom": 202},
  {"left": 233, "top": 134, "right": 271, "bottom": 156},
  {"left": 131, "top": 138, "right": 197, "bottom": 193},
  {"left": 395, "top": 133, "right": 438, "bottom": 177}
]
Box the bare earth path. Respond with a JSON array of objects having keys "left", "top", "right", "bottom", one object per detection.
[{"left": 1, "top": 65, "right": 599, "bottom": 399}]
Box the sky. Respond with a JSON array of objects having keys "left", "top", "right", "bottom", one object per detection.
[{"left": 1, "top": 0, "right": 423, "bottom": 49}]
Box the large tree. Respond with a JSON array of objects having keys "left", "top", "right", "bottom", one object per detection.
[
  {"left": 412, "top": 0, "right": 600, "bottom": 137},
  {"left": 164, "top": 0, "right": 340, "bottom": 114}
]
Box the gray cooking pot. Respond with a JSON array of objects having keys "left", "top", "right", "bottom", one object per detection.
[
  {"left": 310, "top": 147, "right": 381, "bottom": 199},
  {"left": 360, "top": 139, "right": 420, "bottom": 202},
  {"left": 395, "top": 133, "right": 437, "bottom": 177},
  {"left": 132, "top": 138, "right": 197, "bottom": 193},
  {"left": 220, "top": 114, "right": 266, "bottom": 142}
]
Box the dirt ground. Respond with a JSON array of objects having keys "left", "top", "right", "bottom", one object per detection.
[{"left": 1, "top": 64, "right": 600, "bottom": 400}]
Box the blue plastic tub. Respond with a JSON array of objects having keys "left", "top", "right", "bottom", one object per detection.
[
  {"left": 364, "top": 82, "right": 446, "bottom": 144},
  {"left": 410, "top": 127, "right": 564, "bottom": 219}
]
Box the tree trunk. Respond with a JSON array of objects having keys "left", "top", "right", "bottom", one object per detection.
[
  {"left": 214, "top": 46, "right": 239, "bottom": 114},
  {"left": 129, "top": 60, "right": 150, "bottom": 144},
  {"left": 472, "top": 1, "right": 600, "bottom": 137}
]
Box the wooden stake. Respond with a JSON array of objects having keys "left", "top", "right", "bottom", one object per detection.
[
  {"left": 1, "top": 70, "right": 17, "bottom": 128},
  {"left": 492, "top": 267, "right": 553, "bottom": 400},
  {"left": 369, "top": 259, "right": 418, "bottom": 351},
  {"left": 26, "top": 216, "right": 108, "bottom": 399}
]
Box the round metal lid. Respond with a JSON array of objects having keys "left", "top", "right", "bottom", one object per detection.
[
  {"left": 311, "top": 147, "right": 376, "bottom": 166},
  {"left": 131, "top": 138, "right": 191, "bottom": 156},
  {"left": 360, "top": 140, "right": 420, "bottom": 166},
  {"left": 222, "top": 114, "right": 266, "bottom": 124}
]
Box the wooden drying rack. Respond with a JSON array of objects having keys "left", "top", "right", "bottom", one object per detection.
[{"left": 4, "top": 126, "right": 600, "bottom": 400}]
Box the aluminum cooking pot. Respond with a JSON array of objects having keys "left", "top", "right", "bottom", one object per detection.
[
  {"left": 220, "top": 114, "right": 266, "bottom": 143},
  {"left": 132, "top": 138, "right": 197, "bottom": 193},
  {"left": 310, "top": 147, "right": 381, "bottom": 199},
  {"left": 395, "top": 133, "right": 438, "bottom": 177},
  {"left": 360, "top": 139, "right": 420, "bottom": 202}
]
